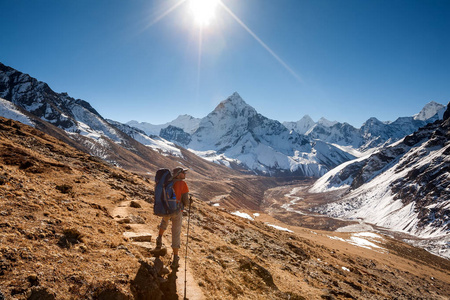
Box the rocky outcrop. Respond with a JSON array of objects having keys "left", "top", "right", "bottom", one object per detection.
[{"left": 160, "top": 125, "right": 191, "bottom": 146}]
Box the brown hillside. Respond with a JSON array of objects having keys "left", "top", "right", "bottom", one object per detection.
[{"left": 0, "top": 117, "right": 449, "bottom": 299}]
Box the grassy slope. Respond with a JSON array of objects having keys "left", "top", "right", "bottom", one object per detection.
[{"left": 0, "top": 117, "right": 449, "bottom": 299}]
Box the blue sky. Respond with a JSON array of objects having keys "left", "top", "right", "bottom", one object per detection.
[{"left": 1, "top": 0, "right": 449, "bottom": 127}]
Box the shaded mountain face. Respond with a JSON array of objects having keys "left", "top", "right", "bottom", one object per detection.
[
  {"left": 310, "top": 103, "right": 450, "bottom": 258},
  {"left": 160, "top": 125, "right": 192, "bottom": 146}
]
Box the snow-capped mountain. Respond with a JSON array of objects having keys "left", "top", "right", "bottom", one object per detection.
[
  {"left": 317, "top": 117, "right": 338, "bottom": 127},
  {"left": 176, "top": 92, "right": 354, "bottom": 176},
  {"left": 414, "top": 101, "right": 446, "bottom": 121},
  {"left": 0, "top": 62, "right": 180, "bottom": 159},
  {"left": 1, "top": 62, "right": 446, "bottom": 180},
  {"left": 283, "top": 115, "right": 316, "bottom": 135},
  {"left": 146, "top": 92, "right": 445, "bottom": 176},
  {"left": 127, "top": 114, "right": 201, "bottom": 136},
  {"left": 106, "top": 120, "right": 182, "bottom": 157},
  {"left": 310, "top": 103, "right": 450, "bottom": 258}
]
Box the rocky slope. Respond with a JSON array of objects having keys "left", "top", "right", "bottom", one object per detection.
[
  {"left": 310, "top": 103, "right": 450, "bottom": 258},
  {"left": 1, "top": 116, "right": 449, "bottom": 299}
]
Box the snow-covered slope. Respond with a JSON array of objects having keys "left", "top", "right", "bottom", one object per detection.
[
  {"left": 310, "top": 103, "right": 450, "bottom": 258},
  {"left": 0, "top": 97, "right": 34, "bottom": 126},
  {"left": 414, "top": 101, "right": 446, "bottom": 121}
]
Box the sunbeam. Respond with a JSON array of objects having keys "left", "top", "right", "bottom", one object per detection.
[
  {"left": 196, "top": 27, "right": 203, "bottom": 100},
  {"left": 144, "top": 0, "right": 186, "bottom": 30},
  {"left": 218, "top": 1, "right": 303, "bottom": 83}
]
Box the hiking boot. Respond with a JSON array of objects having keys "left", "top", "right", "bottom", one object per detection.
[
  {"left": 155, "top": 236, "right": 162, "bottom": 249},
  {"left": 171, "top": 255, "right": 180, "bottom": 269}
]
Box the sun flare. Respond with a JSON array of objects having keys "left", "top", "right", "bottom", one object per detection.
[{"left": 189, "top": 0, "right": 219, "bottom": 27}]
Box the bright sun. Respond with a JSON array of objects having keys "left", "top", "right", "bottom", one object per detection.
[{"left": 189, "top": 0, "right": 219, "bottom": 27}]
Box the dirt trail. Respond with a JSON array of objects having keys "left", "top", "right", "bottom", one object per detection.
[{"left": 112, "top": 200, "right": 205, "bottom": 300}]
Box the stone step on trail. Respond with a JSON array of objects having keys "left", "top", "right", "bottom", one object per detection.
[{"left": 123, "top": 231, "right": 152, "bottom": 242}]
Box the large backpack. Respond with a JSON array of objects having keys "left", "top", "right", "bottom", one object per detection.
[{"left": 153, "top": 168, "right": 182, "bottom": 216}]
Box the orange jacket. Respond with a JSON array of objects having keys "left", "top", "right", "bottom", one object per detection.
[{"left": 173, "top": 180, "right": 189, "bottom": 203}]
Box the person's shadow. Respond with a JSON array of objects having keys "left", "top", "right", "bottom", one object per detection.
[
  {"left": 162, "top": 265, "right": 179, "bottom": 300},
  {"left": 131, "top": 255, "right": 180, "bottom": 300},
  {"left": 159, "top": 257, "right": 179, "bottom": 300}
]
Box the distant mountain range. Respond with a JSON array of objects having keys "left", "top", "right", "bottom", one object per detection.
[
  {"left": 0, "top": 62, "right": 445, "bottom": 177},
  {"left": 283, "top": 101, "right": 445, "bottom": 149},
  {"left": 128, "top": 92, "right": 445, "bottom": 176}
]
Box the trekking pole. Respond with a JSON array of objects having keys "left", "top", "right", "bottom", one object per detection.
[{"left": 184, "top": 195, "right": 192, "bottom": 300}]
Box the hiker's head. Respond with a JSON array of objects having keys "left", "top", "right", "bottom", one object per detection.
[{"left": 172, "top": 167, "right": 188, "bottom": 179}]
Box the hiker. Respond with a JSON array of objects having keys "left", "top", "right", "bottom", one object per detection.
[{"left": 156, "top": 167, "right": 190, "bottom": 269}]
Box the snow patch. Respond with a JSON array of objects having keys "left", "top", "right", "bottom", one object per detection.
[
  {"left": 231, "top": 211, "right": 254, "bottom": 221},
  {"left": 328, "top": 232, "right": 385, "bottom": 252},
  {"left": 266, "top": 223, "right": 293, "bottom": 233}
]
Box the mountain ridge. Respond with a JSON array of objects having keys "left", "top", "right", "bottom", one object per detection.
[
  {"left": 0, "top": 61, "right": 446, "bottom": 179},
  {"left": 128, "top": 90, "right": 444, "bottom": 175}
]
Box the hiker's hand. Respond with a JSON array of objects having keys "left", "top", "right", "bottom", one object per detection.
[
  {"left": 189, "top": 195, "right": 193, "bottom": 204},
  {"left": 182, "top": 193, "right": 190, "bottom": 207}
]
